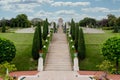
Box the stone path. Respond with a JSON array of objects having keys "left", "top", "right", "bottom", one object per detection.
[
  {"left": 23, "top": 71, "right": 91, "bottom": 80},
  {"left": 0, "top": 71, "right": 119, "bottom": 80},
  {"left": 17, "top": 27, "right": 92, "bottom": 80},
  {"left": 44, "top": 27, "right": 72, "bottom": 71}
]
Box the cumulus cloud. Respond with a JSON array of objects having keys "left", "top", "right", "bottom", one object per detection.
[
  {"left": 81, "top": 7, "right": 110, "bottom": 13},
  {"left": 51, "top": 1, "right": 90, "bottom": 7},
  {"left": 33, "top": 10, "right": 87, "bottom": 22},
  {"left": 81, "top": 7, "right": 120, "bottom": 13},
  {"left": 0, "top": 0, "right": 53, "bottom": 12},
  {"left": 55, "top": 10, "right": 76, "bottom": 15}
]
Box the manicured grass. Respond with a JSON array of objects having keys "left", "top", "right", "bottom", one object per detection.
[
  {"left": 80, "top": 32, "right": 120, "bottom": 70},
  {"left": 0, "top": 30, "right": 120, "bottom": 71},
  {"left": 0, "top": 33, "right": 37, "bottom": 71}
]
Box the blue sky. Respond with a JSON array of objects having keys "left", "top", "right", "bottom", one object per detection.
[{"left": 0, "top": 0, "right": 120, "bottom": 22}]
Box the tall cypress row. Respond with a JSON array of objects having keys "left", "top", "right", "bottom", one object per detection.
[
  {"left": 37, "top": 22, "right": 43, "bottom": 50},
  {"left": 46, "top": 18, "right": 49, "bottom": 35},
  {"left": 74, "top": 23, "right": 79, "bottom": 51},
  {"left": 32, "top": 26, "right": 40, "bottom": 60},
  {"left": 70, "top": 19, "right": 75, "bottom": 40},
  {"left": 43, "top": 19, "right": 49, "bottom": 40},
  {"left": 78, "top": 28, "right": 86, "bottom": 61}
]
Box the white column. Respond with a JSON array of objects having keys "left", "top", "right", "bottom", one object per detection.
[
  {"left": 73, "top": 57, "right": 79, "bottom": 71},
  {"left": 37, "top": 57, "right": 43, "bottom": 71}
]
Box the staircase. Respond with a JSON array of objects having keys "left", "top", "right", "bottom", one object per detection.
[{"left": 44, "top": 27, "right": 72, "bottom": 71}]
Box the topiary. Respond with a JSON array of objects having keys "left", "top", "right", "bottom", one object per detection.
[
  {"left": 32, "top": 26, "right": 40, "bottom": 60},
  {"left": 0, "top": 38, "right": 16, "bottom": 63}
]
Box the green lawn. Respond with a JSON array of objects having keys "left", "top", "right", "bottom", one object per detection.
[
  {"left": 79, "top": 32, "right": 120, "bottom": 70},
  {"left": 0, "top": 30, "right": 120, "bottom": 71},
  {"left": 0, "top": 33, "right": 37, "bottom": 71}
]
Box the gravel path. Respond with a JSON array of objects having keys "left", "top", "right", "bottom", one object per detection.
[
  {"left": 15, "top": 28, "right": 35, "bottom": 33},
  {"left": 15, "top": 27, "right": 104, "bottom": 33},
  {"left": 82, "top": 27, "right": 104, "bottom": 33}
]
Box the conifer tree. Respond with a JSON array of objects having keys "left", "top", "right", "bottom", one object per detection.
[
  {"left": 78, "top": 28, "right": 86, "bottom": 61},
  {"left": 32, "top": 26, "right": 40, "bottom": 60},
  {"left": 70, "top": 19, "right": 75, "bottom": 40},
  {"left": 43, "top": 18, "right": 49, "bottom": 40},
  {"left": 74, "top": 23, "right": 79, "bottom": 51},
  {"left": 37, "top": 22, "right": 43, "bottom": 50}
]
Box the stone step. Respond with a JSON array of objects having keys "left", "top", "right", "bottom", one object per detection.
[
  {"left": 44, "top": 67, "right": 72, "bottom": 71},
  {"left": 45, "top": 64, "right": 72, "bottom": 66},
  {"left": 44, "top": 27, "right": 72, "bottom": 71},
  {"left": 24, "top": 71, "right": 92, "bottom": 80}
]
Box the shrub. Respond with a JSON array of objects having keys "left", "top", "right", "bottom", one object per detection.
[
  {"left": 43, "top": 19, "right": 49, "bottom": 40},
  {"left": 102, "top": 27, "right": 113, "bottom": 30},
  {"left": 32, "top": 27, "right": 40, "bottom": 60},
  {"left": 0, "top": 62, "right": 17, "bottom": 74},
  {"left": 37, "top": 22, "right": 43, "bottom": 50},
  {"left": 2, "top": 21, "right": 6, "bottom": 33},
  {"left": 0, "top": 38, "right": 16, "bottom": 63},
  {"left": 102, "top": 37, "right": 120, "bottom": 73},
  {"left": 70, "top": 19, "right": 75, "bottom": 40},
  {"left": 74, "top": 23, "right": 79, "bottom": 51},
  {"left": 78, "top": 28, "right": 86, "bottom": 61}
]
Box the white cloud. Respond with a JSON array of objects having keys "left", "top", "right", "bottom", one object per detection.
[
  {"left": 0, "top": 0, "right": 53, "bottom": 12},
  {"left": 32, "top": 10, "right": 89, "bottom": 22},
  {"left": 15, "top": 3, "right": 40, "bottom": 13},
  {"left": 55, "top": 10, "right": 76, "bottom": 15},
  {"left": 0, "top": 0, "right": 21, "bottom": 5},
  {"left": 37, "top": 0, "right": 54, "bottom": 4},
  {"left": 81, "top": 7, "right": 120, "bottom": 13},
  {"left": 81, "top": 7, "right": 110, "bottom": 13},
  {"left": 51, "top": 1, "right": 90, "bottom": 7}
]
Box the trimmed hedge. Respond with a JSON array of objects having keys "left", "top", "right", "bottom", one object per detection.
[{"left": 0, "top": 38, "right": 16, "bottom": 63}]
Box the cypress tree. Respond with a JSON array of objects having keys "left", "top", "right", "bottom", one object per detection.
[
  {"left": 70, "top": 19, "right": 75, "bottom": 40},
  {"left": 74, "top": 23, "right": 79, "bottom": 51},
  {"left": 46, "top": 18, "right": 49, "bottom": 34},
  {"left": 2, "top": 21, "right": 6, "bottom": 33},
  {"left": 43, "top": 19, "right": 49, "bottom": 40},
  {"left": 37, "top": 22, "right": 43, "bottom": 50},
  {"left": 78, "top": 28, "right": 86, "bottom": 61},
  {"left": 32, "top": 26, "right": 40, "bottom": 60}
]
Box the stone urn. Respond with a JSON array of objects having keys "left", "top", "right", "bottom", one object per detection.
[{"left": 39, "top": 50, "right": 43, "bottom": 57}]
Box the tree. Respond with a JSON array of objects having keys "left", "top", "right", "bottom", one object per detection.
[
  {"left": 102, "top": 37, "right": 120, "bottom": 73},
  {"left": 10, "top": 18, "right": 16, "bottom": 27},
  {"left": 79, "top": 17, "right": 96, "bottom": 27},
  {"left": 37, "top": 22, "right": 43, "bottom": 50},
  {"left": 70, "top": 19, "right": 75, "bottom": 40},
  {"left": 107, "top": 14, "right": 116, "bottom": 27},
  {"left": 74, "top": 23, "right": 79, "bottom": 51},
  {"left": 78, "top": 28, "right": 86, "bottom": 61},
  {"left": 0, "top": 38, "right": 16, "bottom": 63},
  {"left": 15, "top": 14, "right": 30, "bottom": 27},
  {"left": 115, "top": 17, "right": 120, "bottom": 32},
  {"left": 97, "top": 19, "right": 109, "bottom": 27},
  {"left": 43, "top": 18, "right": 49, "bottom": 40},
  {"left": 32, "top": 27, "right": 40, "bottom": 60},
  {"left": 2, "top": 20, "right": 6, "bottom": 33}
]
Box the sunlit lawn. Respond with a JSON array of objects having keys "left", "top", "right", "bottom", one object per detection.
[
  {"left": 80, "top": 32, "right": 120, "bottom": 70},
  {"left": 0, "top": 30, "right": 120, "bottom": 71},
  {"left": 0, "top": 33, "right": 37, "bottom": 71}
]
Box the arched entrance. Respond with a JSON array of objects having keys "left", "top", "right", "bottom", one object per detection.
[{"left": 58, "top": 18, "right": 63, "bottom": 27}]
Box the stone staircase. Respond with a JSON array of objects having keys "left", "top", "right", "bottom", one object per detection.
[
  {"left": 18, "top": 27, "right": 93, "bottom": 80},
  {"left": 44, "top": 27, "right": 72, "bottom": 71}
]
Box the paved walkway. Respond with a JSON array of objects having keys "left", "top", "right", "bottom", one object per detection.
[
  {"left": 1, "top": 71, "right": 120, "bottom": 80},
  {"left": 44, "top": 27, "right": 72, "bottom": 71}
]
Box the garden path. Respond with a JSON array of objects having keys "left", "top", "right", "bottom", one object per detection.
[{"left": 44, "top": 27, "right": 72, "bottom": 71}]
